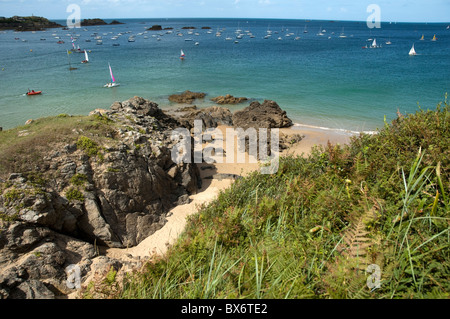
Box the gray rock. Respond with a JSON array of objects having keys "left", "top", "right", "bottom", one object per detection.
[{"left": 9, "top": 280, "right": 55, "bottom": 299}]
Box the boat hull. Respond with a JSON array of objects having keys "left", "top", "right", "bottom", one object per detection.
[{"left": 27, "top": 91, "right": 42, "bottom": 96}]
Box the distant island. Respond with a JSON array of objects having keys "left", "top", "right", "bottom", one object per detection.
[
  {"left": 80, "top": 18, "right": 124, "bottom": 26},
  {"left": 0, "top": 16, "right": 62, "bottom": 31}
]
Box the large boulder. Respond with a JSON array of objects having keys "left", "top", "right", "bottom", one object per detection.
[
  {"left": 168, "top": 90, "right": 206, "bottom": 104},
  {"left": 232, "top": 100, "right": 293, "bottom": 129},
  {"left": 210, "top": 94, "right": 248, "bottom": 105}
]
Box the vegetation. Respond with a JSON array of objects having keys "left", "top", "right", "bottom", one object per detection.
[
  {"left": 0, "top": 114, "right": 116, "bottom": 180},
  {"left": 84, "top": 99, "right": 449, "bottom": 299},
  {"left": 66, "top": 187, "right": 85, "bottom": 203}
]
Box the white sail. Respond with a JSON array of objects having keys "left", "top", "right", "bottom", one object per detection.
[
  {"left": 409, "top": 44, "right": 416, "bottom": 56},
  {"left": 84, "top": 50, "right": 89, "bottom": 62},
  {"left": 372, "top": 39, "right": 377, "bottom": 47}
]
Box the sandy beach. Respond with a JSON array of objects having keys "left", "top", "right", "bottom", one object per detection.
[{"left": 104, "top": 124, "right": 354, "bottom": 263}]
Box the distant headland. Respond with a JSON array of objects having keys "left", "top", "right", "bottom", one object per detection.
[
  {"left": 0, "top": 16, "right": 62, "bottom": 31},
  {"left": 0, "top": 16, "right": 125, "bottom": 31}
]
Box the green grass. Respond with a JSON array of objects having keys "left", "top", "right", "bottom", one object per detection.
[{"left": 82, "top": 98, "right": 449, "bottom": 299}]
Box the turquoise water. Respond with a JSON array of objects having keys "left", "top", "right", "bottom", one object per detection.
[{"left": 0, "top": 18, "right": 449, "bottom": 131}]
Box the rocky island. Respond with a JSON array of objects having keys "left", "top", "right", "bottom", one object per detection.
[
  {"left": 80, "top": 18, "right": 108, "bottom": 26},
  {"left": 0, "top": 16, "right": 62, "bottom": 31}
]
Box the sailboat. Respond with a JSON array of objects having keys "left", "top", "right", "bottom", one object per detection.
[
  {"left": 431, "top": 34, "right": 437, "bottom": 41},
  {"left": 303, "top": 25, "right": 308, "bottom": 33},
  {"left": 420, "top": 34, "right": 424, "bottom": 41},
  {"left": 408, "top": 44, "right": 417, "bottom": 56},
  {"left": 81, "top": 50, "right": 89, "bottom": 64},
  {"left": 104, "top": 63, "right": 119, "bottom": 87},
  {"left": 317, "top": 26, "right": 324, "bottom": 36},
  {"left": 339, "top": 27, "right": 347, "bottom": 38},
  {"left": 66, "top": 50, "right": 78, "bottom": 71},
  {"left": 180, "top": 49, "right": 185, "bottom": 60},
  {"left": 370, "top": 38, "right": 378, "bottom": 48}
]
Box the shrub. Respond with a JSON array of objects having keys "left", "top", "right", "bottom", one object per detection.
[
  {"left": 76, "top": 136, "right": 101, "bottom": 158},
  {"left": 66, "top": 187, "right": 85, "bottom": 202}
]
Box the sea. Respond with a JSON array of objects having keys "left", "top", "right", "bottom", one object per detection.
[{"left": 0, "top": 18, "right": 449, "bottom": 132}]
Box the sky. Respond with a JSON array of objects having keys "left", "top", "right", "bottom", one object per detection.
[{"left": 0, "top": 0, "right": 449, "bottom": 22}]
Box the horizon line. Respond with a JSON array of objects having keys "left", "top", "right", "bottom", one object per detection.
[{"left": 42, "top": 16, "right": 450, "bottom": 24}]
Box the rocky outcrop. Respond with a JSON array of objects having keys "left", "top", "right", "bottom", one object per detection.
[
  {"left": 109, "top": 20, "right": 124, "bottom": 25},
  {"left": 168, "top": 90, "right": 206, "bottom": 104},
  {"left": 80, "top": 19, "right": 108, "bottom": 26},
  {"left": 147, "top": 25, "right": 163, "bottom": 31},
  {"left": 211, "top": 94, "right": 248, "bottom": 105},
  {"left": 232, "top": 100, "right": 293, "bottom": 130},
  {"left": 0, "top": 97, "right": 200, "bottom": 298}
]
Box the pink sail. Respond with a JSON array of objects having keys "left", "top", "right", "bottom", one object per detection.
[{"left": 109, "top": 63, "right": 115, "bottom": 83}]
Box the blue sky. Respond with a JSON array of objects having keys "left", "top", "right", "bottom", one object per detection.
[{"left": 1, "top": 0, "right": 449, "bottom": 22}]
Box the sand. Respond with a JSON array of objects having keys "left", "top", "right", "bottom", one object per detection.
[{"left": 104, "top": 124, "right": 354, "bottom": 263}]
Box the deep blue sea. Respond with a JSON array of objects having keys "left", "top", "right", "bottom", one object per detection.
[{"left": 0, "top": 18, "right": 449, "bottom": 132}]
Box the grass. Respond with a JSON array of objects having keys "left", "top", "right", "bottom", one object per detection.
[
  {"left": 0, "top": 114, "right": 117, "bottom": 180},
  {"left": 86, "top": 97, "right": 449, "bottom": 300}
]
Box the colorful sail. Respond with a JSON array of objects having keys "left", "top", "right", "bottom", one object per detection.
[
  {"left": 431, "top": 34, "right": 437, "bottom": 41},
  {"left": 109, "top": 63, "right": 115, "bottom": 83},
  {"left": 180, "top": 49, "right": 185, "bottom": 58}
]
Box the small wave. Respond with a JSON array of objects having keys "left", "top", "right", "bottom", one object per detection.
[{"left": 292, "top": 122, "right": 378, "bottom": 135}]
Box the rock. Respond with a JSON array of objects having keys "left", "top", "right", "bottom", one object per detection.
[
  {"left": 211, "top": 94, "right": 248, "bottom": 105},
  {"left": 9, "top": 280, "right": 55, "bottom": 299},
  {"left": 25, "top": 119, "right": 34, "bottom": 125},
  {"left": 168, "top": 90, "right": 206, "bottom": 104},
  {"left": 182, "top": 26, "right": 196, "bottom": 29},
  {"left": 167, "top": 106, "right": 233, "bottom": 130},
  {"left": 147, "top": 25, "right": 162, "bottom": 31},
  {"left": 109, "top": 20, "right": 124, "bottom": 25},
  {"left": 201, "top": 26, "right": 211, "bottom": 29},
  {"left": 232, "top": 100, "right": 293, "bottom": 130}
]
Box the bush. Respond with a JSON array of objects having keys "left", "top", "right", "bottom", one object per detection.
[
  {"left": 76, "top": 136, "right": 101, "bottom": 158},
  {"left": 66, "top": 187, "right": 85, "bottom": 202}
]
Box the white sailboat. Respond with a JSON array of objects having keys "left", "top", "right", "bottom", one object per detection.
[
  {"left": 409, "top": 44, "right": 417, "bottom": 56},
  {"left": 81, "top": 50, "right": 89, "bottom": 63},
  {"left": 370, "top": 38, "right": 379, "bottom": 48},
  {"left": 104, "top": 63, "right": 119, "bottom": 87}
]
